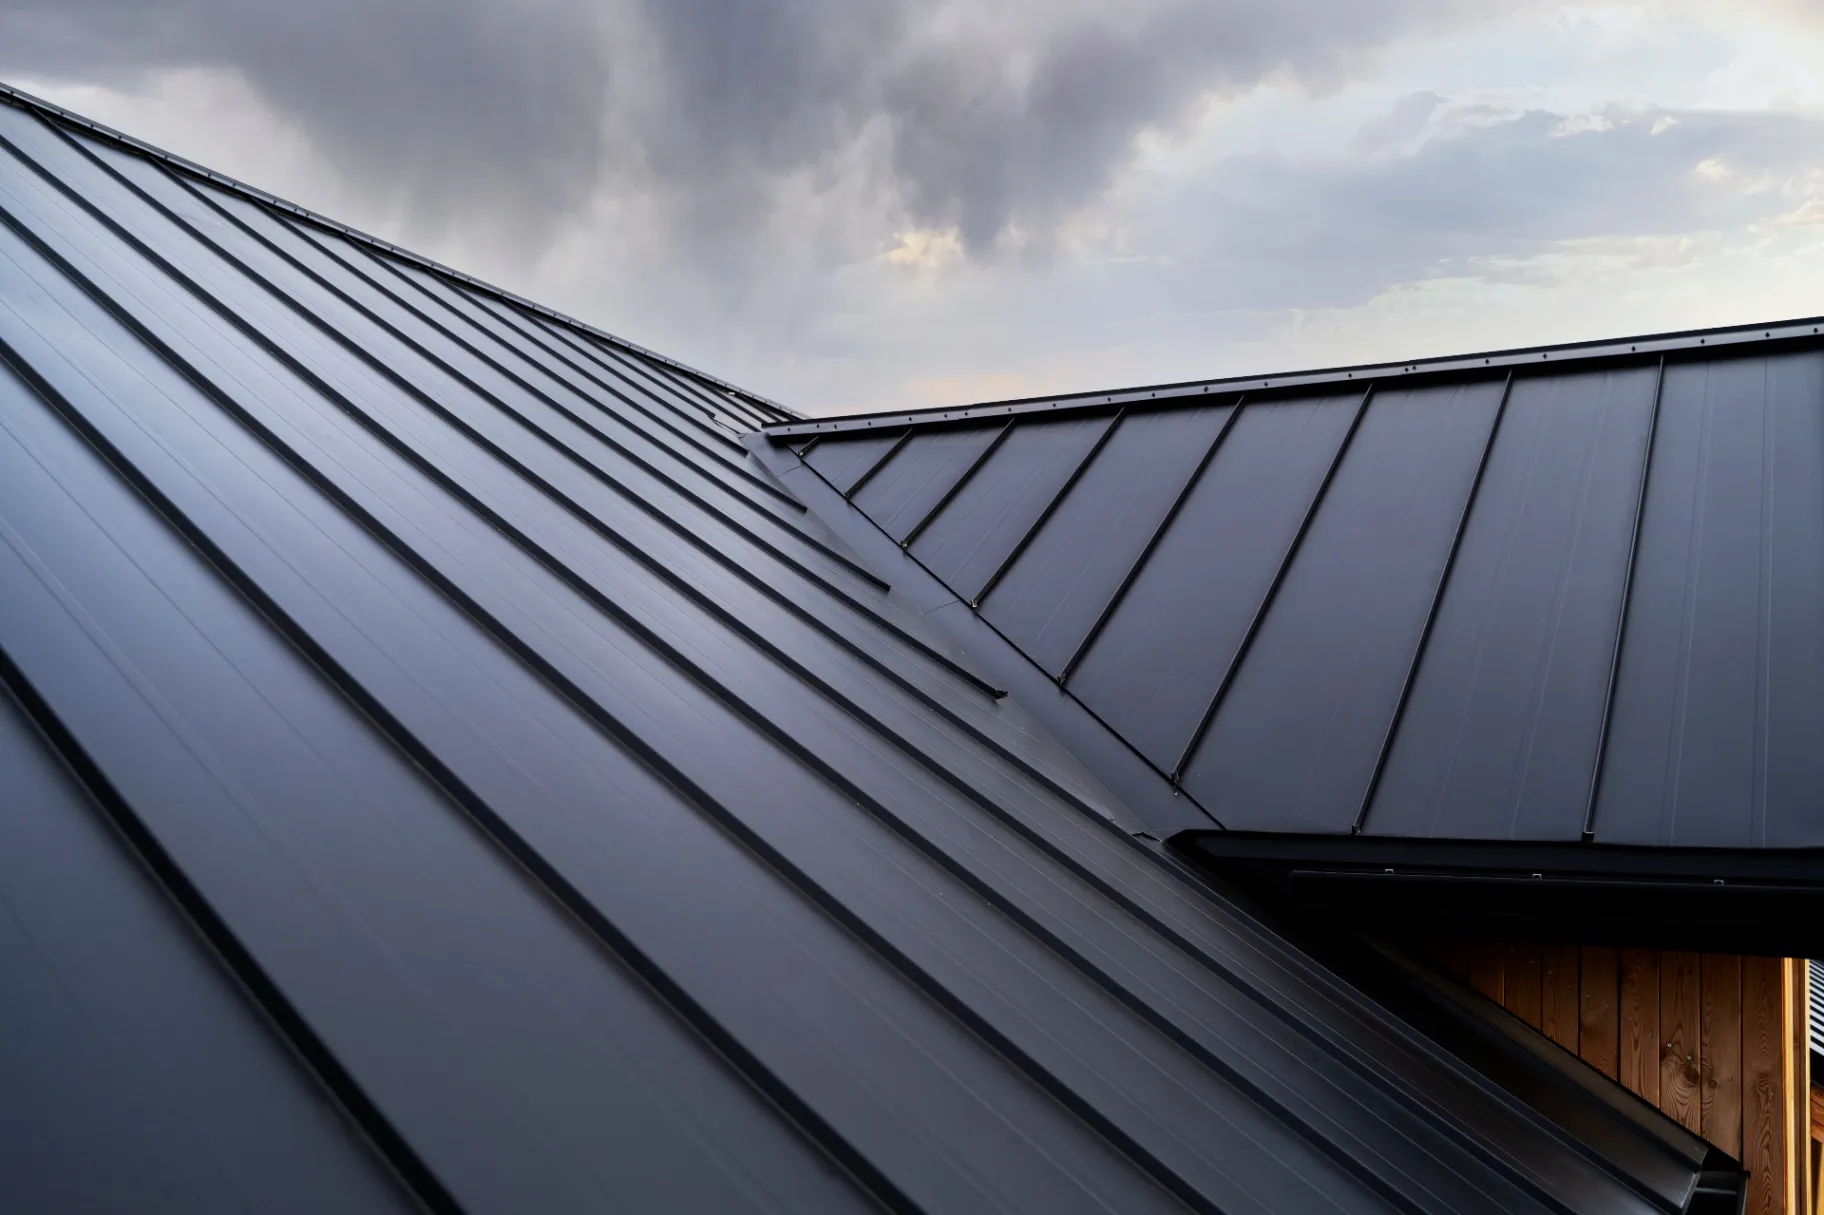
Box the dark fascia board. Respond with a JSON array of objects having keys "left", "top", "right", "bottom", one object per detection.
[
  {"left": 1181, "top": 832, "right": 1824, "bottom": 957},
  {"left": 0, "top": 79, "right": 794, "bottom": 422},
  {"left": 764, "top": 314, "right": 1824, "bottom": 439},
  {"left": 1186, "top": 832, "right": 1824, "bottom": 882}
]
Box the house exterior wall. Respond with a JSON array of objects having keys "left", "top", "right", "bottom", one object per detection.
[{"left": 1432, "top": 944, "right": 1809, "bottom": 1214}]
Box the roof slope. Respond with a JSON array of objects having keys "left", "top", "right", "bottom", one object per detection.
[
  {"left": 0, "top": 87, "right": 1740, "bottom": 1213},
  {"left": 767, "top": 315, "right": 1824, "bottom": 938}
]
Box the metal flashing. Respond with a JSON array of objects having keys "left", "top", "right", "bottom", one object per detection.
[{"left": 765, "top": 317, "right": 1824, "bottom": 439}]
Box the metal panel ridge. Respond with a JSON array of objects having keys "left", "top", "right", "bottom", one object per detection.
[
  {"left": 765, "top": 318, "right": 1824, "bottom": 438},
  {"left": 0, "top": 80, "right": 795, "bottom": 421}
]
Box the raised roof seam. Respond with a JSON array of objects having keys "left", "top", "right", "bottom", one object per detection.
[
  {"left": 0, "top": 81, "right": 793, "bottom": 418},
  {"left": 1583, "top": 356, "right": 1670, "bottom": 842}
]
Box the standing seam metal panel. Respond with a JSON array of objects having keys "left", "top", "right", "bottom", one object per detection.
[
  {"left": 1169, "top": 381, "right": 1506, "bottom": 831},
  {"left": 0, "top": 113, "right": 1284, "bottom": 1211},
  {"left": 1594, "top": 354, "right": 1824, "bottom": 847},
  {"left": 1068, "top": 394, "right": 1361, "bottom": 773},
  {"left": 1366, "top": 368, "right": 1659, "bottom": 841},
  {"left": 0, "top": 682, "right": 421, "bottom": 1215},
  {"left": 0, "top": 350, "right": 882, "bottom": 1215},
  {"left": 912, "top": 417, "right": 1112, "bottom": 603},
  {"left": 0, "top": 85, "right": 1743, "bottom": 1215},
  {"left": 981, "top": 407, "right": 1234, "bottom": 675}
]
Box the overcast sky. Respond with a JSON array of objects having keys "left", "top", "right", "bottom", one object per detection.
[{"left": 4, "top": 1, "right": 1822, "bottom": 415}]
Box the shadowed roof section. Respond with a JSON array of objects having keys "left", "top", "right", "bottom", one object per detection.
[
  {"left": 768, "top": 313, "right": 1824, "bottom": 948},
  {"left": 0, "top": 83, "right": 1753, "bottom": 1213}
]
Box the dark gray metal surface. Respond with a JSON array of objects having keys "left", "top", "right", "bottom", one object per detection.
[
  {"left": 0, "top": 681, "right": 419, "bottom": 1215},
  {"left": 0, "top": 85, "right": 1739, "bottom": 1214},
  {"left": 1368, "top": 369, "right": 1658, "bottom": 841},
  {"left": 779, "top": 317, "right": 1824, "bottom": 866},
  {"left": 981, "top": 405, "right": 1225, "bottom": 672},
  {"left": 1593, "top": 355, "right": 1824, "bottom": 848},
  {"left": 908, "top": 416, "right": 1109, "bottom": 601},
  {"left": 852, "top": 422, "right": 1003, "bottom": 540},
  {"left": 1186, "top": 381, "right": 1505, "bottom": 833}
]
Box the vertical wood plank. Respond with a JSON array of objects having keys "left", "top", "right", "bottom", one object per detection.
[
  {"left": 1541, "top": 944, "right": 1581, "bottom": 1053},
  {"left": 1811, "top": 1087, "right": 1824, "bottom": 1215},
  {"left": 1744, "top": 955, "right": 1788, "bottom": 1215},
  {"left": 1505, "top": 943, "right": 1543, "bottom": 1030},
  {"left": 1661, "top": 951, "right": 1702, "bottom": 1132},
  {"left": 1792, "top": 960, "right": 1810, "bottom": 1215},
  {"left": 1813, "top": 1141, "right": 1823, "bottom": 1215},
  {"left": 1582, "top": 946, "right": 1621, "bottom": 1080},
  {"left": 1471, "top": 945, "right": 1504, "bottom": 1004},
  {"left": 1621, "top": 948, "right": 1661, "bottom": 1104},
  {"left": 1702, "top": 953, "right": 1743, "bottom": 1157}
]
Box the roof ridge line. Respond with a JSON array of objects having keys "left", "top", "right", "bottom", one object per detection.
[
  {"left": 0, "top": 78, "right": 797, "bottom": 421},
  {"left": 769, "top": 313, "right": 1824, "bottom": 436}
]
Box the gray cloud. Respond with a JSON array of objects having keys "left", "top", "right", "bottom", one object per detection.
[
  {"left": 875, "top": 3, "right": 1472, "bottom": 253},
  {"left": 1354, "top": 90, "right": 1446, "bottom": 151},
  {"left": 622, "top": 0, "right": 1503, "bottom": 256},
  {"left": 0, "top": 0, "right": 611, "bottom": 239},
  {"left": 0, "top": 0, "right": 1495, "bottom": 257},
  {"left": 1139, "top": 104, "right": 1824, "bottom": 312}
]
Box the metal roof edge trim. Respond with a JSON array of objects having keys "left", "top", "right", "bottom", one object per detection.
[
  {"left": 0, "top": 79, "right": 797, "bottom": 421},
  {"left": 764, "top": 314, "right": 1824, "bottom": 438},
  {"left": 1181, "top": 830, "right": 1824, "bottom": 881}
]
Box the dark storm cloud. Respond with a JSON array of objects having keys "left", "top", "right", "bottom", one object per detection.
[
  {"left": 873, "top": 4, "right": 1477, "bottom": 252},
  {"left": 0, "top": 0, "right": 610, "bottom": 235},
  {"left": 0, "top": 0, "right": 1493, "bottom": 254},
  {"left": 632, "top": 0, "right": 1495, "bottom": 253}
]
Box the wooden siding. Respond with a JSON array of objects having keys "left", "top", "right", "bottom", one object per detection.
[
  {"left": 1809, "top": 1083, "right": 1824, "bottom": 1215},
  {"left": 1431, "top": 944, "right": 1809, "bottom": 1215}
]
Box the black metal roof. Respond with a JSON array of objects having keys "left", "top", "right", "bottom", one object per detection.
[
  {"left": 0, "top": 85, "right": 1749, "bottom": 1213},
  {"left": 766, "top": 308, "right": 1824, "bottom": 942}
]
